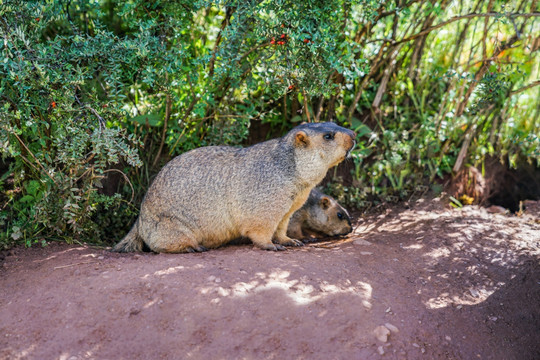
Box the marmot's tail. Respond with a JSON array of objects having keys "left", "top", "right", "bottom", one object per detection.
[{"left": 113, "top": 218, "right": 144, "bottom": 252}]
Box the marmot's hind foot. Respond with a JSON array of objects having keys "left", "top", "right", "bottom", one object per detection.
[{"left": 186, "top": 245, "right": 208, "bottom": 253}]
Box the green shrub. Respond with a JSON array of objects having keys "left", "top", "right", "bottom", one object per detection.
[{"left": 1, "top": 0, "right": 538, "bottom": 248}]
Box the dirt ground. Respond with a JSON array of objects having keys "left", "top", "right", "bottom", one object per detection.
[{"left": 1, "top": 197, "right": 539, "bottom": 360}]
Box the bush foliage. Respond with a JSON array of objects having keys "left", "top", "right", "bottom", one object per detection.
[{"left": 1, "top": 0, "right": 538, "bottom": 248}]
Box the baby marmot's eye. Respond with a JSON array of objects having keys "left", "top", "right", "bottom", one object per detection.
[
  {"left": 323, "top": 133, "right": 334, "bottom": 140},
  {"left": 337, "top": 212, "right": 344, "bottom": 220}
]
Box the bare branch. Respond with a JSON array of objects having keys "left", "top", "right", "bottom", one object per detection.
[
  {"left": 510, "top": 80, "right": 540, "bottom": 95},
  {"left": 385, "top": 12, "right": 540, "bottom": 46}
]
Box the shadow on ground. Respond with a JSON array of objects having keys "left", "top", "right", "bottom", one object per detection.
[{"left": 1, "top": 198, "right": 539, "bottom": 359}]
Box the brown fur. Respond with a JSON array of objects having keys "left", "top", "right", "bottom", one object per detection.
[
  {"left": 113, "top": 122, "right": 355, "bottom": 253},
  {"left": 287, "top": 188, "right": 352, "bottom": 239}
]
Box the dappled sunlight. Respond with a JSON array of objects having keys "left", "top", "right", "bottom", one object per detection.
[
  {"left": 197, "top": 269, "right": 373, "bottom": 308},
  {"left": 145, "top": 265, "right": 185, "bottom": 277},
  {"left": 351, "top": 200, "right": 540, "bottom": 316},
  {"left": 141, "top": 263, "right": 204, "bottom": 279},
  {"left": 401, "top": 243, "right": 424, "bottom": 250},
  {"left": 425, "top": 284, "right": 503, "bottom": 309},
  {"left": 58, "top": 345, "right": 101, "bottom": 360},
  {"left": 33, "top": 247, "right": 88, "bottom": 263},
  {"left": 9, "top": 344, "right": 37, "bottom": 360}
]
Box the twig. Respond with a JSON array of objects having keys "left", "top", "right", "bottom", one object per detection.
[
  {"left": 152, "top": 84, "right": 172, "bottom": 168},
  {"left": 54, "top": 261, "right": 96, "bottom": 270},
  {"left": 208, "top": 7, "right": 235, "bottom": 77},
  {"left": 103, "top": 169, "right": 135, "bottom": 203},
  {"left": 302, "top": 90, "right": 312, "bottom": 123},
  {"left": 12, "top": 132, "right": 57, "bottom": 185}
]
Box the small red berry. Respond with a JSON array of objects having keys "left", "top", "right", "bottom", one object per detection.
[
  {"left": 304, "top": 39, "right": 310, "bottom": 43},
  {"left": 36, "top": 17, "right": 40, "bottom": 22},
  {"left": 280, "top": 34, "right": 286, "bottom": 39},
  {"left": 270, "top": 39, "right": 275, "bottom": 45},
  {"left": 51, "top": 101, "right": 56, "bottom": 108},
  {"left": 281, "top": 24, "right": 285, "bottom": 28},
  {"left": 288, "top": 85, "right": 294, "bottom": 90}
]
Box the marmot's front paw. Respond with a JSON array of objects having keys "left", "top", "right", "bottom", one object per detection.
[
  {"left": 276, "top": 237, "right": 304, "bottom": 247},
  {"left": 259, "top": 243, "right": 286, "bottom": 251}
]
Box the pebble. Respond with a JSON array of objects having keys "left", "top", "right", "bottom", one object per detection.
[
  {"left": 385, "top": 323, "right": 399, "bottom": 333},
  {"left": 445, "top": 336, "right": 451, "bottom": 341},
  {"left": 360, "top": 251, "right": 373, "bottom": 255},
  {"left": 98, "top": 256, "right": 104, "bottom": 260},
  {"left": 353, "top": 239, "right": 372, "bottom": 246},
  {"left": 374, "top": 325, "right": 390, "bottom": 342},
  {"left": 378, "top": 346, "right": 385, "bottom": 355},
  {"left": 207, "top": 275, "right": 216, "bottom": 282}
]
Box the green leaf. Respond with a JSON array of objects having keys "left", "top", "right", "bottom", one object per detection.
[
  {"left": 130, "top": 113, "right": 162, "bottom": 127},
  {"left": 20, "top": 195, "right": 34, "bottom": 203}
]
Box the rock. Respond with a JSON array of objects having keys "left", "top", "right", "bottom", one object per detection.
[
  {"left": 374, "top": 325, "right": 390, "bottom": 342},
  {"left": 445, "top": 336, "right": 451, "bottom": 341},
  {"left": 522, "top": 200, "right": 540, "bottom": 216},
  {"left": 412, "top": 343, "right": 420, "bottom": 348},
  {"left": 353, "top": 239, "right": 372, "bottom": 246},
  {"left": 487, "top": 205, "right": 507, "bottom": 214},
  {"left": 360, "top": 251, "right": 373, "bottom": 255},
  {"left": 377, "top": 346, "right": 385, "bottom": 355},
  {"left": 384, "top": 323, "right": 399, "bottom": 333}
]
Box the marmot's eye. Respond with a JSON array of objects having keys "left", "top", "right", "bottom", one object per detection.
[
  {"left": 323, "top": 133, "right": 334, "bottom": 140},
  {"left": 337, "top": 212, "right": 344, "bottom": 220}
]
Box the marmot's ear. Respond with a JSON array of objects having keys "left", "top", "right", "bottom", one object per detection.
[
  {"left": 320, "top": 196, "right": 330, "bottom": 209},
  {"left": 295, "top": 130, "right": 309, "bottom": 147}
]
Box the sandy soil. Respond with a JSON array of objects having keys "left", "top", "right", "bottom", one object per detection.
[{"left": 1, "top": 197, "right": 539, "bottom": 360}]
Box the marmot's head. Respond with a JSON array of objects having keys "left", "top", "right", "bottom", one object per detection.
[
  {"left": 305, "top": 189, "right": 353, "bottom": 237},
  {"left": 288, "top": 122, "right": 356, "bottom": 180}
]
